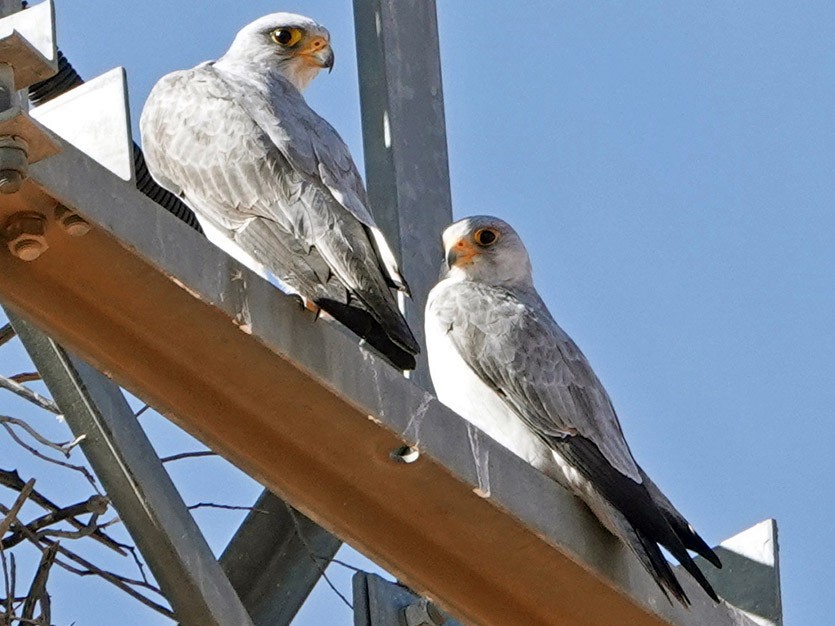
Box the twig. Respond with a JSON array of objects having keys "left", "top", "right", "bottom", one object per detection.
[
  {"left": 0, "top": 324, "right": 14, "bottom": 348},
  {"left": 0, "top": 502, "right": 173, "bottom": 619},
  {"left": 1, "top": 546, "right": 13, "bottom": 620},
  {"left": 160, "top": 451, "right": 216, "bottom": 463},
  {"left": 0, "top": 478, "right": 35, "bottom": 538},
  {"left": 8, "top": 373, "right": 40, "bottom": 384},
  {"left": 21, "top": 542, "right": 58, "bottom": 621},
  {"left": 0, "top": 378, "right": 59, "bottom": 414},
  {"left": 323, "top": 557, "right": 365, "bottom": 574},
  {"left": 0, "top": 470, "right": 123, "bottom": 555},
  {"left": 0, "top": 422, "right": 100, "bottom": 495},
  {"left": 3, "top": 496, "right": 109, "bottom": 549},
  {"left": 187, "top": 502, "right": 269, "bottom": 514},
  {"left": 0, "top": 416, "right": 85, "bottom": 458},
  {"left": 284, "top": 502, "right": 353, "bottom": 610}
]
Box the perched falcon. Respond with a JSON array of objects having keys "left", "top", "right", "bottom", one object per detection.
[
  {"left": 426, "top": 216, "right": 721, "bottom": 604},
  {"left": 140, "top": 13, "right": 419, "bottom": 369}
]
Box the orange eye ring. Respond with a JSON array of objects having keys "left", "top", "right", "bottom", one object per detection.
[
  {"left": 474, "top": 228, "right": 499, "bottom": 246},
  {"left": 271, "top": 28, "right": 304, "bottom": 47}
]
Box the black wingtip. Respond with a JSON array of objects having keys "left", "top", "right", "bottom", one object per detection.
[{"left": 316, "top": 298, "right": 418, "bottom": 370}]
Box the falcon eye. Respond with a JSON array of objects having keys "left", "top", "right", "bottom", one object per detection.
[
  {"left": 474, "top": 228, "right": 499, "bottom": 246},
  {"left": 271, "top": 28, "right": 303, "bottom": 47}
]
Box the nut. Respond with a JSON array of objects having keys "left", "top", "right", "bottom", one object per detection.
[
  {"left": 0, "top": 136, "right": 29, "bottom": 194},
  {"left": 55, "top": 205, "right": 91, "bottom": 237},
  {"left": 3, "top": 212, "right": 48, "bottom": 261}
]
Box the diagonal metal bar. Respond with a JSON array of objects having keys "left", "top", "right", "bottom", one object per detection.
[
  {"left": 6, "top": 312, "right": 254, "bottom": 626},
  {"left": 219, "top": 490, "right": 341, "bottom": 626},
  {"left": 353, "top": 0, "right": 454, "bottom": 390}
]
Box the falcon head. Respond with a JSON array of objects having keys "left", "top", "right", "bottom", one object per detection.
[
  {"left": 440, "top": 216, "right": 533, "bottom": 287},
  {"left": 221, "top": 13, "right": 334, "bottom": 92}
]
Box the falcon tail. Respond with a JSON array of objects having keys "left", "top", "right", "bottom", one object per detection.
[
  {"left": 552, "top": 436, "right": 720, "bottom": 604},
  {"left": 638, "top": 467, "right": 723, "bottom": 569},
  {"left": 316, "top": 297, "right": 417, "bottom": 370}
]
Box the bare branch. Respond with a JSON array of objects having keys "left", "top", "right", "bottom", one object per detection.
[
  {"left": 0, "top": 502, "right": 173, "bottom": 620},
  {"left": 160, "top": 451, "right": 215, "bottom": 463},
  {"left": 187, "top": 502, "right": 269, "bottom": 514},
  {"left": 0, "top": 415, "right": 85, "bottom": 458},
  {"left": 3, "top": 496, "right": 109, "bottom": 550},
  {"left": 0, "top": 378, "right": 59, "bottom": 414},
  {"left": 8, "top": 373, "right": 40, "bottom": 384},
  {"left": 0, "top": 470, "right": 123, "bottom": 555},
  {"left": 0, "top": 479, "right": 35, "bottom": 539},
  {"left": 21, "top": 542, "right": 58, "bottom": 622},
  {"left": 0, "top": 421, "right": 100, "bottom": 495},
  {"left": 1, "top": 546, "right": 13, "bottom": 620},
  {"left": 0, "top": 324, "right": 14, "bottom": 348},
  {"left": 285, "top": 502, "right": 353, "bottom": 610}
]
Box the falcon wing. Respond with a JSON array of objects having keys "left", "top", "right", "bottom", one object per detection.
[
  {"left": 140, "top": 65, "right": 418, "bottom": 366},
  {"left": 437, "top": 281, "right": 718, "bottom": 601}
]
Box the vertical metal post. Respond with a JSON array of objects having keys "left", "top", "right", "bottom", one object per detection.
[
  {"left": 353, "top": 0, "right": 454, "bottom": 390},
  {"left": 8, "top": 313, "right": 254, "bottom": 626}
]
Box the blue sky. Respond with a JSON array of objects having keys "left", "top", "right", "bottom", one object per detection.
[{"left": 1, "top": 1, "right": 833, "bottom": 624}]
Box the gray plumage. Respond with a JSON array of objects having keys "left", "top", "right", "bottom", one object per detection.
[
  {"left": 140, "top": 13, "right": 418, "bottom": 369},
  {"left": 426, "top": 215, "right": 720, "bottom": 604}
]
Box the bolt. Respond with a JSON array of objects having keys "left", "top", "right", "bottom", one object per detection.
[
  {"left": 402, "top": 598, "right": 446, "bottom": 626},
  {"left": 3, "top": 212, "right": 48, "bottom": 261},
  {"left": 55, "top": 205, "right": 91, "bottom": 237},
  {"left": 0, "top": 169, "right": 22, "bottom": 194},
  {"left": 0, "top": 136, "right": 28, "bottom": 194}
]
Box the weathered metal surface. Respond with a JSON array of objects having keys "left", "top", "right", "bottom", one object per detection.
[
  {"left": 697, "top": 520, "right": 782, "bottom": 626},
  {"left": 8, "top": 314, "right": 255, "bottom": 626},
  {"left": 220, "top": 491, "right": 341, "bottom": 626},
  {"left": 353, "top": 0, "right": 454, "bottom": 390},
  {"left": 0, "top": 136, "right": 762, "bottom": 626},
  {"left": 0, "top": 0, "right": 55, "bottom": 89},
  {"left": 353, "top": 573, "right": 461, "bottom": 626},
  {"left": 31, "top": 67, "right": 134, "bottom": 182}
]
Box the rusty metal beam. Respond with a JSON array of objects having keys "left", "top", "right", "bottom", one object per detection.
[{"left": 0, "top": 137, "right": 758, "bottom": 626}]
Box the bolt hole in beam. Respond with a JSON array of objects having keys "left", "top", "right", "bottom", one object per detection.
[{"left": 390, "top": 445, "right": 420, "bottom": 464}]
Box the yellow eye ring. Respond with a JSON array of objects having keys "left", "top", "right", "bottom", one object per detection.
[
  {"left": 271, "top": 28, "right": 303, "bottom": 47},
  {"left": 474, "top": 228, "right": 499, "bottom": 246}
]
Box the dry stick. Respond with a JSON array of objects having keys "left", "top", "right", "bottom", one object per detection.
[
  {"left": 0, "top": 544, "right": 13, "bottom": 619},
  {"left": 0, "top": 422, "right": 100, "bottom": 495},
  {"left": 0, "top": 479, "right": 34, "bottom": 539},
  {"left": 0, "top": 378, "right": 59, "bottom": 414},
  {"left": 0, "top": 470, "right": 123, "bottom": 555},
  {"left": 21, "top": 542, "right": 58, "bottom": 622},
  {"left": 8, "top": 373, "right": 40, "bottom": 384},
  {"left": 159, "top": 451, "right": 216, "bottom": 463},
  {"left": 0, "top": 503, "right": 173, "bottom": 620},
  {"left": 187, "top": 502, "right": 269, "bottom": 514},
  {"left": 2, "top": 496, "right": 109, "bottom": 550},
  {"left": 0, "top": 324, "right": 14, "bottom": 348},
  {"left": 0, "top": 416, "right": 86, "bottom": 458}
]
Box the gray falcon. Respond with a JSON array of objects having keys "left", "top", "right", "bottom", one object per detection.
[
  {"left": 140, "top": 13, "right": 419, "bottom": 369},
  {"left": 425, "top": 215, "right": 722, "bottom": 604}
]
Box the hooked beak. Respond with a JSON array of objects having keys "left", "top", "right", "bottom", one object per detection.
[
  {"left": 445, "top": 239, "right": 477, "bottom": 270},
  {"left": 310, "top": 44, "right": 335, "bottom": 72}
]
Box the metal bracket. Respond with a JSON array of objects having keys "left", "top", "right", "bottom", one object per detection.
[
  {"left": 31, "top": 67, "right": 135, "bottom": 182},
  {"left": 0, "top": 0, "right": 56, "bottom": 89}
]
